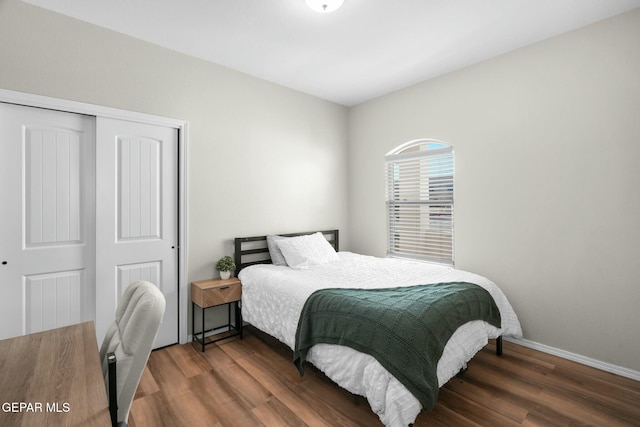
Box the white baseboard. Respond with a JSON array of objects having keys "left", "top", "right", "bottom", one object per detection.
[{"left": 505, "top": 337, "right": 640, "bottom": 382}]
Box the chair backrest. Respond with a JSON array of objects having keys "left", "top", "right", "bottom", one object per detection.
[{"left": 100, "top": 281, "right": 166, "bottom": 424}]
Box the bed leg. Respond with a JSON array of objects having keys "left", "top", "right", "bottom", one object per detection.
[
  {"left": 496, "top": 335, "right": 503, "bottom": 356},
  {"left": 456, "top": 362, "right": 468, "bottom": 376}
]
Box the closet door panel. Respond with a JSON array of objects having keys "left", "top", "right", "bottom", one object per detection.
[
  {"left": 24, "top": 270, "right": 83, "bottom": 334},
  {"left": 24, "top": 126, "right": 84, "bottom": 246},
  {"left": 117, "top": 136, "right": 161, "bottom": 240},
  {"left": 0, "top": 102, "right": 95, "bottom": 339},
  {"left": 96, "top": 117, "right": 179, "bottom": 349}
]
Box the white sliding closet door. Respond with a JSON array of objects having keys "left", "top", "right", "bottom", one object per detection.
[
  {"left": 95, "top": 117, "right": 179, "bottom": 348},
  {"left": 0, "top": 103, "right": 96, "bottom": 339},
  {"left": 0, "top": 102, "right": 179, "bottom": 348}
]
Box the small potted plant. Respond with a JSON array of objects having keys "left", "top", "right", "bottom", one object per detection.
[{"left": 216, "top": 256, "right": 236, "bottom": 280}]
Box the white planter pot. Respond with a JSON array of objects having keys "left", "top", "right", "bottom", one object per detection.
[{"left": 219, "top": 270, "right": 231, "bottom": 280}]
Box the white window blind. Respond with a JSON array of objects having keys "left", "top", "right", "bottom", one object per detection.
[{"left": 385, "top": 142, "right": 454, "bottom": 265}]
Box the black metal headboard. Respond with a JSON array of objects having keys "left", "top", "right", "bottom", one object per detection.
[{"left": 234, "top": 229, "right": 339, "bottom": 276}]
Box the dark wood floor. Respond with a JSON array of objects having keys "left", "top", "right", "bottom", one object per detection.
[{"left": 129, "top": 326, "right": 640, "bottom": 426}]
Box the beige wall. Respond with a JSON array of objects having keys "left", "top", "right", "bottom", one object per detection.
[
  {"left": 0, "top": 0, "right": 349, "bottom": 285},
  {"left": 348, "top": 9, "right": 640, "bottom": 372}
]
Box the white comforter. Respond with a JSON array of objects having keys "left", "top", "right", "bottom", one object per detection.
[{"left": 238, "top": 252, "right": 522, "bottom": 427}]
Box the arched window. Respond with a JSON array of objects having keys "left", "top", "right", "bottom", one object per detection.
[{"left": 385, "top": 139, "right": 454, "bottom": 265}]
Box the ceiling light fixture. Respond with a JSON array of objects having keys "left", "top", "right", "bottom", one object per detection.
[{"left": 305, "top": 0, "right": 344, "bottom": 13}]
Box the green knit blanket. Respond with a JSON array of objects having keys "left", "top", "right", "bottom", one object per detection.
[{"left": 293, "top": 282, "right": 501, "bottom": 411}]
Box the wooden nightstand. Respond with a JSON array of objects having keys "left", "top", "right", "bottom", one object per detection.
[{"left": 191, "top": 277, "right": 243, "bottom": 352}]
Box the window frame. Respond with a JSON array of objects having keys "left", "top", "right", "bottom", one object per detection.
[{"left": 385, "top": 139, "right": 454, "bottom": 265}]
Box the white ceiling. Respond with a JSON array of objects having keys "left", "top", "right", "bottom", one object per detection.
[{"left": 22, "top": 0, "right": 640, "bottom": 106}]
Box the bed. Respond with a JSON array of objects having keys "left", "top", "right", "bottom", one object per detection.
[{"left": 235, "top": 230, "right": 522, "bottom": 427}]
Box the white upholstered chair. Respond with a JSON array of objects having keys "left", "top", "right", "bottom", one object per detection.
[{"left": 100, "top": 281, "right": 166, "bottom": 427}]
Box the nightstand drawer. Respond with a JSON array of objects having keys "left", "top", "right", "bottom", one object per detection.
[
  {"left": 191, "top": 278, "right": 242, "bottom": 308},
  {"left": 199, "top": 283, "right": 241, "bottom": 307}
]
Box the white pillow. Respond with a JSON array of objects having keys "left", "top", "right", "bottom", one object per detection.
[
  {"left": 266, "top": 235, "right": 289, "bottom": 266},
  {"left": 276, "top": 232, "right": 339, "bottom": 269}
]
